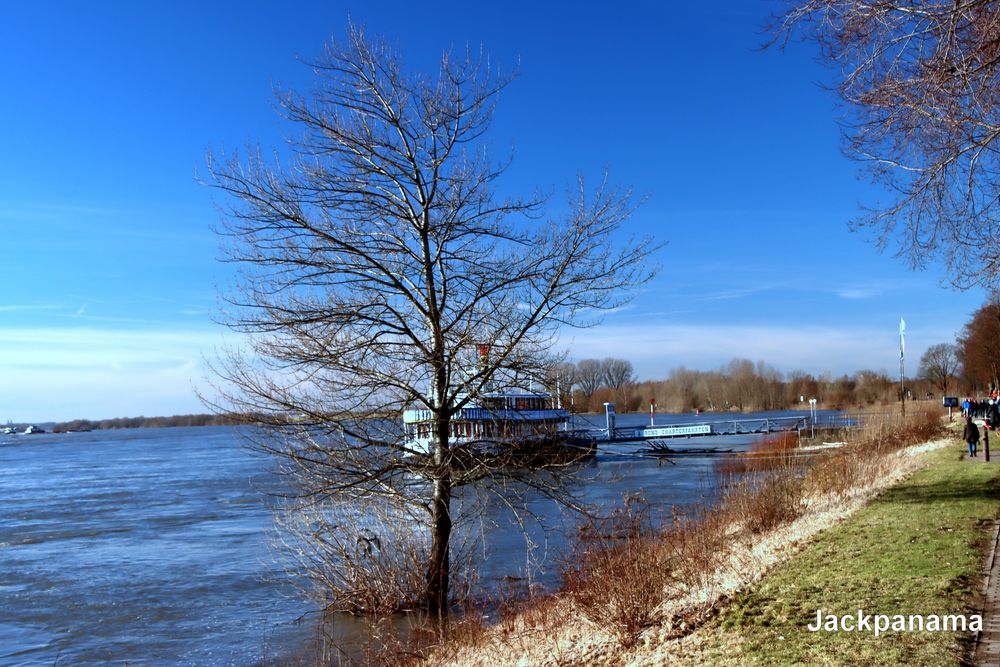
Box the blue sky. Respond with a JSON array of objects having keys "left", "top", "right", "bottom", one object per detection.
[{"left": 1, "top": 1, "right": 987, "bottom": 421}]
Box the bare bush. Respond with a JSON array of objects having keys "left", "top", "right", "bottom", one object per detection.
[
  {"left": 274, "top": 498, "right": 476, "bottom": 616},
  {"left": 561, "top": 495, "right": 674, "bottom": 649},
  {"left": 721, "top": 473, "right": 805, "bottom": 536},
  {"left": 660, "top": 505, "right": 732, "bottom": 592}
]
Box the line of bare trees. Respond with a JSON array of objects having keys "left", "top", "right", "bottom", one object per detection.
[
  {"left": 557, "top": 357, "right": 929, "bottom": 413},
  {"left": 565, "top": 358, "right": 635, "bottom": 406},
  {"left": 51, "top": 414, "right": 238, "bottom": 432},
  {"left": 557, "top": 295, "right": 1000, "bottom": 414}
]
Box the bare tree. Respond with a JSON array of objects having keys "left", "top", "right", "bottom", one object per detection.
[
  {"left": 755, "top": 360, "right": 784, "bottom": 411},
  {"left": 574, "top": 359, "right": 605, "bottom": 401},
  {"left": 206, "top": 26, "right": 655, "bottom": 618},
  {"left": 854, "top": 369, "right": 895, "bottom": 404},
  {"left": 601, "top": 357, "right": 635, "bottom": 391},
  {"left": 918, "top": 343, "right": 961, "bottom": 394},
  {"left": 773, "top": 1, "right": 1000, "bottom": 289},
  {"left": 725, "top": 358, "right": 757, "bottom": 411},
  {"left": 786, "top": 370, "right": 819, "bottom": 405},
  {"left": 668, "top": 367, "right": 703, "bottom": 411}
]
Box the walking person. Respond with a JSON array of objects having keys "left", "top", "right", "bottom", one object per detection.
[{"left": 964, "top": 415, "right": 981, "bottom": 457}]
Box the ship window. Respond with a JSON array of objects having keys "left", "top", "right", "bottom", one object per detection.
[{"left": 481, "top": 397, "right": 503, "bottom": 410}]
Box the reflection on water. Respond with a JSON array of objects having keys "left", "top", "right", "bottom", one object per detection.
[{"left": 0, "top": 412, "right": 815, "bottom": 664}]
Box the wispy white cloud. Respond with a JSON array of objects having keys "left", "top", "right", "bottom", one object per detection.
[
  {"left": 835, "top": 288, "right": 880, "bottom": 299},
  {"left": 0, "top": 326, "right": 238, "bottom": 422},
  {"left": 828, "top": 278, "right": 924, "bottom": 301},
  {"left": 703, "top": 288, "right": 768, "bottom": 301},
  {"left": 0, "top": 201, "right": 214, "bottom": 244},
  {"left": 0, "top": 327, "right": 226, "bottom": 369},
  {"left": 665, "top": 280, "right": 792, "bottom": 303}
]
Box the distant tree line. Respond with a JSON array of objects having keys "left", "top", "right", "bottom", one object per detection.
[
  {"left": 557, "top": 297, "right": 1000, "bottom": 414},
  {"left": 557, "top": 357, "right": 939, "bottom": 414},
  {"left": 52, "top": 413, "right": 240, "bottom": 432}
]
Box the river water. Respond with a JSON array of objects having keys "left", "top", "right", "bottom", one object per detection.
[{"left": 0, "top": 412, "right": 817, "bottom": 665}]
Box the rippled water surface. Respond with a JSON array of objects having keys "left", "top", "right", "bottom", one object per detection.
[
  {"left": 0, "top": 427, "right": 309, "bottom": 666},
  {"left": 0, "top": 413, "right": 817, "bottom": 665}
]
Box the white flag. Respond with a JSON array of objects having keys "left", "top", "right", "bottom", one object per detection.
[{"left": 899, "top": 318, "right": 906, "bottom": 359}]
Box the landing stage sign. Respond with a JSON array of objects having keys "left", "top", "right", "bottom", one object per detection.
[{"left": 642, "top": 424, "right": 712, "bottom": 438}]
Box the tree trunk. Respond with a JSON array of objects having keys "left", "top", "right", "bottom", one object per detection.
[
  {"left": 426, "top": 474, "right": 452, "bottom": 619},
  {"left": 425, "top": 398, "right": 452, "bottom": 618}
]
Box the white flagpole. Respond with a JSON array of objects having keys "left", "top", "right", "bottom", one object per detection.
[{"left": 899, "top": 318, "right": 906, "bottom": 417}]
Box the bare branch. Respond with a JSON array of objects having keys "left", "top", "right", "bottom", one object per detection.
[{"left": 772, "top": 0, "right": 1000, "bottom": 288}]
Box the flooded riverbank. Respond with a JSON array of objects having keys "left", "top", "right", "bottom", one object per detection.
[{"left": 0, "top": 413, "right": 819, "bottom": 665}]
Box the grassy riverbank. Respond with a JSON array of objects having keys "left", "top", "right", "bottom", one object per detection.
[
  {"left": 677, "top": 443, "right": 1000, "bottom": 666},
  {"left": 421, "top": 409, "right": 1000, "bottom": 666}
]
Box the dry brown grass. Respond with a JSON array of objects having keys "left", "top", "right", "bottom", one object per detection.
[
  {"left": 803, "top": 405, "right": 942, "bottom": 500},
  {"left": 720, "top": 472, "right": 805, "bottom": 535},
  {"left": 714, "top": 430, "right": 801, "bottom": 475},
  {"left": 560, "top": 495, "right": 674, "bottom": 649},
  {"left": 660, "top": 504, "right": 731, "bottom": 592}
]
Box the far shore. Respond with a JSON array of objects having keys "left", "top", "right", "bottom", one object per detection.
[{"left": 1, "top": 414, "right": 239, "bottom": 434}]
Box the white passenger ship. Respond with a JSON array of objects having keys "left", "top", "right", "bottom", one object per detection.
[{"left": 402, "top": 388, "right": 572, "bottom": 455}]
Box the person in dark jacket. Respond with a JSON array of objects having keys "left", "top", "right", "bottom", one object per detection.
[
  {"left": 989, "top": 400, "right": 1000, "bottom": 428},
  {"left": 964, "top": 416, "right": 981, "bottom": 457}
]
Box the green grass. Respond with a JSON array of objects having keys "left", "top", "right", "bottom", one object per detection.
[{"left": 704, "top": 445, "right": 1000, "bottom": 666}]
